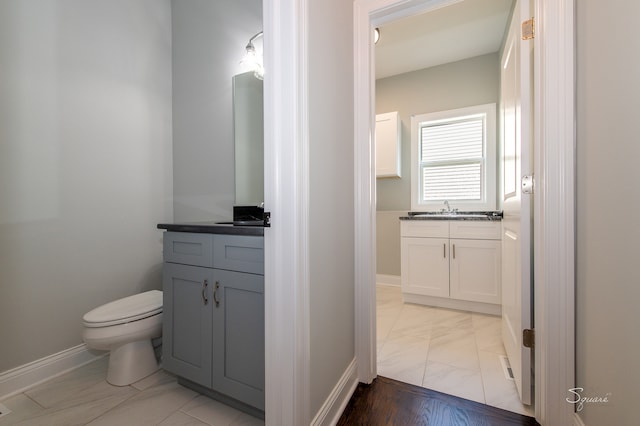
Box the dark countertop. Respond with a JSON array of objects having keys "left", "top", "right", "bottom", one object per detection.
[
  {"left": 157, "top": 222, "right": 265, "bottom": 236},
  {"left": 399, "top": 211, "right": 503, "bottom": 221}
]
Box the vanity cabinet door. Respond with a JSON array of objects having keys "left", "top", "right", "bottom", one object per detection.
[
  {"left": 162, "top": 263, "right": 213, "bottom": 388},
  {"left": 212, "top": 268, "right": 265, "bottom": 410},
  {"left": 401, "top": 237, "right": 450, "bottom": 298},
  {"left": 449, "top": 239, "right": 501, "bottom": 304}
]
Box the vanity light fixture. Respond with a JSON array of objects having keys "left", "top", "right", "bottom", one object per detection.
[{"left": 240, "top": 31, "right": 264, "bottom": 80}]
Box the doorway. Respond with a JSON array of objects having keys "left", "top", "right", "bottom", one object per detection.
[
  {"left": 351, "top": 0, "right": 576, "bottom": 424},
  {"left": 372, "top": 0, "right": 531, "bottom": 416}
]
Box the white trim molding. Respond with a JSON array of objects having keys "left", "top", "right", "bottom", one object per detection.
[
  {"left": 263, "top": 0, "right": 311, "bottom": 425},
  {"left": 310, "top": 358, "right": 358, "bottom": 426},
  {"left": 533, "top": 0, "right": 576, "bottom": 425},
  {"left": 0, "top": 344, "right": 104, "bottom": 399},
  {"left": 376, "top": 274, "right": 400, "bottom": 286}
]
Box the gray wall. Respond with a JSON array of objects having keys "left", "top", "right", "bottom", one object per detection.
[
  {"left": 375, "top": 54, "right": 500, "bottom": 276},
  {"left": 576, "top": 1, "right": 640, "bottom": 424},
  {"left": 308, "top": 0, "right": 355, "bottom": 417},
  {"left": 171, "top": 0, "right": 262, "bottom": 222},
  {"left": 0, "top": 0, "right": 173, "bottom": 373}
]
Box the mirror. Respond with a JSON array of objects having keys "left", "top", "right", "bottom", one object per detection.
[{"left": 233, "top": 71, "right": 264, "bottom": 206}]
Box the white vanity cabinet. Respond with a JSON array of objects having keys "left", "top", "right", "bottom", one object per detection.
[{"left": 401, "top": 219, "right": 501, "bottom": 314}]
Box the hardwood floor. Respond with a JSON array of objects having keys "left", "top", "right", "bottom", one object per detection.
[{"left": 337, "top": 376, "right": 539, "bottom": 426}]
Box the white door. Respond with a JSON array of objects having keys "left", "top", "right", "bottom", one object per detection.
[{"left": 501, "top": 0, "right": 533, "bottom": 405}]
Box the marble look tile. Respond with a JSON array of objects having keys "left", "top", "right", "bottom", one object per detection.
[
  {"left": 157, "top": 411, "right": 209, "bottom": 426},
  {"left": 376, "top": 286, "right": 403, "bottom": 308},
  {"left": 427, "top": 328, "right": 480, "bottom": 371},
  {"left": 377, "top": 333, "right": 429, "bottom": 363},
  {"left": 230, "top": 413, "right": 265, "bottom": 426},
  {"left": 0, "top": 393, "right": 44, "bottom": 425},
  {"left": 423, "top": 361, "right": 486, "bottom": 404},
  {"left": 132, "top": 369, "right": 177, "bottom": 391},
  {"left": 24, "top": 357, "right": 109, "bottom": 408},
  {"left": 375, "top": 284, "right": 530, "bottom": 417},
  {"left": 86, "top": 381, "right": 197, "bottom": 426},
  {"left": 377, "top": 356, "right": 426, "bottom": 387},
  {"left": 10, "top": 382, "right": 138, "bottom": 426},
  {"left": 429, "top": 308, "right": 474, "bottom": 330},
  {"left": 472, "top": 312, "right": 501, "bottom": 330},
  {"left": 478, "top": 351, "right": 534, "bottom": 417},
  {"left": 179, "top": 395, "right": 246, "bottom": 425},
  {"left": 388, "top": 307, "right": 434, "bottom": 338},
  {"left": 376, "top": 306, "right": 402, "bottom": 342}
]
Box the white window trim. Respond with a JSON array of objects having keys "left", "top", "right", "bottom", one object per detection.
[{"left": 410, "top": 103, "right": 497, "bottom": 212}]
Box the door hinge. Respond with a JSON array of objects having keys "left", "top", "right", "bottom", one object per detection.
[
  {"left": 522, "top": 175, "right": 534, "bottom": 194},
  {"left": 523, "top": 329, "right": 535, "bottom": 348},
  {"left": 522, "top": 18, "right": 535, "bottom": 40}
]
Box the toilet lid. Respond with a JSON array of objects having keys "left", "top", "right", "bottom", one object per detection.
[{"left": 83, "top": 290, "right": 163, "bottom": 327}]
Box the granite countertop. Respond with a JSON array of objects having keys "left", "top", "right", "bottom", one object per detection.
[
  {"left": 157, "top": 221, "right": 265, "bottom": 236},
  {"left": 399, "top": 211, "right": 503, "bottom": 221}
]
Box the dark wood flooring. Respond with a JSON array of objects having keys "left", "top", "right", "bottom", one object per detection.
[{"left": 337, "top": 376, "right": 539, "bottom": 426}]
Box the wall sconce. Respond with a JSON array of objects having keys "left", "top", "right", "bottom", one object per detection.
[
  {"left": 240, "top": 31, "right": 264, "bottom": 80},
  {"left": 374, "top": 28, "right": 380, "bottom": 44}
]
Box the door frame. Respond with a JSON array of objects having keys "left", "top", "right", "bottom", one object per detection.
[{"left": 353, "top": 1, "right": 576, "bottom": 425}]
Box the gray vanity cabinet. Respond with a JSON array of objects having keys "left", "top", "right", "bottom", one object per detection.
[
  {"left": 212, "top": 268, "right": 264, "bottom": 410},
  {"left": 161, "top": 231, "right": 264, "bottom": 413},
  {"left": 162, "top": 262, "right": 214, "bottom": 388}
]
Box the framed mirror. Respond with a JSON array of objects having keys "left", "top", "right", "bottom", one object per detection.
[{"left": 233, "top": 71, "right": 264, "bottom": 206}]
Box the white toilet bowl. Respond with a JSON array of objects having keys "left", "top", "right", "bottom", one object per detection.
[{"left": 82, "top": 290, "right": 163, "bottom": 386}]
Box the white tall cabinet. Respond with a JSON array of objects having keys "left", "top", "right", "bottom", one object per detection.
[
  {"left": 401, "top": 219, "right": 502, "bottom": 315},
  {"left": 375, "top": 111, "right": 401, "bottom": 178}
]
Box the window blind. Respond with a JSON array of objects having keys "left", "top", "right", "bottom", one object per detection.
[{"left": 420, "top": 117, "right": 484, "bottom": 201}]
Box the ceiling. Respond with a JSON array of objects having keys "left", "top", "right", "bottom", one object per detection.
[{"left": 375, "top": 0, "right": 514, "bottom": 79}]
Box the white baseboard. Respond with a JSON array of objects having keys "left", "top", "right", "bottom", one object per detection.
[
  {"left": 376, "top": 274, "right": 400, "bottom": 287},
  {"left": 573, "top": 412, "right": 586, "bottom": 426},
  {"left": 0, "top": 344, "right": 105, "bottom": 399},
  {"left": 402, "top": 292, "right": 502, "bottom": 316},
  {"left": 311, "top": 358, "right": 358, "bottom": 426}
]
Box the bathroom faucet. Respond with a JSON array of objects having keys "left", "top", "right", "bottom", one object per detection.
[{"left": 443, "top": 200, "right": 451, "bottom": 212}]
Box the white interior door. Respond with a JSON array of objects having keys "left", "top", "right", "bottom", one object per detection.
[{"left": 501, "top": 0, "right": 533, "bottom": 405}]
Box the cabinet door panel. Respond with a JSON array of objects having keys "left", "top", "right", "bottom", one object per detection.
[
  {"left": 212, "top": 269, "right": 264, "bottom": 410},
  {"left": 162, "top": 263, "right": 212, "bottom": 388},
  {"left": 449, "top": 239, "right": 501, "bottom": 304},
  {"left": 401, "top": 237, "right": 449, "bottom": 298}
]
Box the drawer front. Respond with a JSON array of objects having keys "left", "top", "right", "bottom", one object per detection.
[
  {"left": 163, "top": 232, "right": 214, "bottom": 267},
  {"left": 401, "top": 220, "right": 449, "bottom": 238},
  {"left": 449, "top": 221, "right": 501, "bottom": 240},
  {"left": 213, "top": 235, "right": 264, "bottom": 275}
]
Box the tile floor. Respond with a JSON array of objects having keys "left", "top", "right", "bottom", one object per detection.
[
  {"left": 0, "top": 286, "right": 531, "bottom": 425},
  {"left": 376, "top": 284, "right": 533, "bottom": 417},
  {"left": 0, "top": 358, "right": 263, "bottom": 426}
]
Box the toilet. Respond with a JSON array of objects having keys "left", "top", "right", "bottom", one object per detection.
[{"left": 82, "top": 290, "right": 163, "bottom": 386}]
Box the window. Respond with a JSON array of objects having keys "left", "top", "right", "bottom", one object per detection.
[{"left": 411, "top": 103, "right": 496, "bottom": 211}]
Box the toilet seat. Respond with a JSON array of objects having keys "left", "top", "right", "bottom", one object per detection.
[{"left": 83, "top": 290, "right": 163, "bottom": 328}]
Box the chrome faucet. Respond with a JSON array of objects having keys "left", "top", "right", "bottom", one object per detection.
[{"left": 443, "top": 200, "right": 451, "bottom": 212}]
